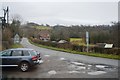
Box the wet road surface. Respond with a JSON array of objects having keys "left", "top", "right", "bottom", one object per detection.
[{"left": 2, "top": 38, "right": 119, "bottom": 78}]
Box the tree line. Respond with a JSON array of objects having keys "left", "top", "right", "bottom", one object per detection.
[
  {"left": 2, "top": 15, "right": 23, "bottom": 50},
  {"left": 21, "top": 22, "right": 119, "bottom": 48},
  {"left": 50, "top": 23, "right": 119, "bottom": 47}
]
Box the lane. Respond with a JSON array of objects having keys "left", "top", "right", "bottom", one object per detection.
[
  {"left": 2, "top": 55, "right": 118, "bottom": 78},
  {"left": 2, "top": 38, "right": 118, "bottom": 78},
  {"left": 21, "top": 38, "right": 118, "bottom": 66}
]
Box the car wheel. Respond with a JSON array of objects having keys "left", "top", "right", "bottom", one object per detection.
[{"left": 20, "top": 62, "right": 29, "bottom": 72}]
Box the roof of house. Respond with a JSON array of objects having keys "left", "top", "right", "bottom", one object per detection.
[
  {"left": 104, "top": 44, "right": 113, "bottom": 48},
  {"left": 39, "top": 30, "right": 50, "bottom": 38}
]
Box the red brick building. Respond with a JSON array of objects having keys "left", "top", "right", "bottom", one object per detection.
[{"left": 38, "top": 30, "right": 50, "bottom": 41}]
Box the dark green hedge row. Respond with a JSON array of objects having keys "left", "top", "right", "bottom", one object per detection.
[{"left": 30, "top": 38, "right": 119, "bottom": 55}]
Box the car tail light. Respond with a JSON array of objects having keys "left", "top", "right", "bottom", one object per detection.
[{"left": 32, "top": 56, "right": 37, "bottom": 60}]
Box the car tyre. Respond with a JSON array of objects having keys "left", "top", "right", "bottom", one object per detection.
[{"left": 19, "top": 62, "right": 29, "bottom": 72}]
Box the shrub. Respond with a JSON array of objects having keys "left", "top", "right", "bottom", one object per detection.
[
  {"left": 104, "top": 48, "right": 119, "bottom": 55},
  {"left": 30, "top": 38, "right": 119, "bottom": 55},
  {"left": 72, "top": 45, "right": 83, "bottom": 52}
]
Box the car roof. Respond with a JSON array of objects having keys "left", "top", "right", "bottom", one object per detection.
[{"left": 9, "top": 48, "right": 34, "bottom": 51}]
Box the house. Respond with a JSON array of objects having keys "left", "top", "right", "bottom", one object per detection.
[
  {"left": 104, "top": 44, "right": 113, "bottom": 48},
  {"left": 96, "top": 43, "right": 113, "bottom": 48},
  {"left": 38, "top": 30, "right": 50, "bottom": 41},
  {"left": 14, "top": 34, "right": 20, "bottom": 43},
  {"left": 96, "top": 43, "right": 106, "bottom": 48},
  {"left": 58, "top": 40, "right": 67, "bottom": 44}
]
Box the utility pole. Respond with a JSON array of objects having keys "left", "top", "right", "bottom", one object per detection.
[
  {"left": 7, "top": 6, "right": 9, "bottom": 24},
  {"left": 2, "top": 6, "right": 9, "bottom": 29}
]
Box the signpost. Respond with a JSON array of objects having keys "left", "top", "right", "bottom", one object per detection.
[{"left": 86, "top": 31, "right": 89, "bottom": 52}]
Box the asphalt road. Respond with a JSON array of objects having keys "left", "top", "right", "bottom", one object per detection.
[{"left": 2, "top": 38, "right": 119, "bottom": 78}]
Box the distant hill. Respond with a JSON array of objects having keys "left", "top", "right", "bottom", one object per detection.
[
  {"left": 32, "top": 26, "right": 52, "bottom": 30},
  {"left": 21, "top": 22, "right": 52, "bottom": 30},
  {"left": 27, "top": 22, "right": 40, "bottom": 26}
]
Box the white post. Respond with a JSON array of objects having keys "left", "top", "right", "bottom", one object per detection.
[{"left": 86, "top": 31, "right": 89, "bottom": 52}]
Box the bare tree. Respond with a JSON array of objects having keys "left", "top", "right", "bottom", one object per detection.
[
  {"left": 11, "top": 14, "right": 23, "bottom": 23},
  {"left": 10, "top": 14, "right": 23, "bottom": 37}
]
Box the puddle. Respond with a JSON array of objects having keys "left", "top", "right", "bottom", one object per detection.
[
  {"left": 88, "top": 71, "right": 107, "bottom": 75},
  {"left": 44, "top": 55, "right": 50, "bottom": 57},
  {"left": 48, "top": 70, "right": 57, "bottom": 75},
  {"left": 68, "top": 71, "right": 80, "bottom": 74},
  {"left": 60, "top": 58, "right": 66, "bottom": 61},
  {"left": 67, "top": 61, "right": 117, "bottom": 75},
  {"left": 88, "top": 65, "right": 92, "bottom": 67},
  {"left": 96, "top": 65, "right": 108, "bottom": 68},
  {"left": 69, "top": 64, "right": 86, "bottom": 70},
  {"left": 71, "top": 62, "right": 85, "bottom": 66},
  {"left": 76, "top": 66, "right": 86, "bottom": 70},
  {"left": 69, "top": 64, "right": 76, "bottom": 68}
]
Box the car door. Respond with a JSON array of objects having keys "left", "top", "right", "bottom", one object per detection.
[
  {"left": 9, "top": 50, "right": 23, "bottom": 65},
  {"left": 0, "top": 50, "right": 12, "bottom": 65}
]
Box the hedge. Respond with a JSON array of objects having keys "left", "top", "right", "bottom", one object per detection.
[{"left": 30, "top": 37, "right": 120, "bottom": 55}]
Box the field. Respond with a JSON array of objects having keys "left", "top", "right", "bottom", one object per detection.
[
  {"left": 70, "top": 38, "right": 95, "bottom": 46},
  {"left": 32, "top": 26, "right": 52, "bottom": 30},
  {"left": 70, "top": 38, "right": 85, "bottom": 46},
  {"left": 10, "top": 43, "right": 23, "bottom": 48}
]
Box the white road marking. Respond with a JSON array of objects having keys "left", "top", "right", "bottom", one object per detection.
[
  {"left": 48, "top": 70, "right": 57, "bottom": 75},
  {"left": 88, "top": 71, "right": 107, "bottom": 75}
]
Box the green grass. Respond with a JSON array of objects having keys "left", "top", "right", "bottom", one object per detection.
[
  {"left": 29, "top": 40, "right": 120, "bottom": 60},
  {"left": 10, "top": 43, "right": 23, "bottom": 48},
  {"left": 70, "top": 38, "right": 95, "bottom": 46},
  {"left": 32, "top": 26, "right": 52, "bottom": 30}
]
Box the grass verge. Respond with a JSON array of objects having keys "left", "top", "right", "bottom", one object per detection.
[
  {"left": 10, "top": 43, "right": 23, "bottom": 48},
  {"left": 29, "top": 40, "right": 120, "bottom": 60}
]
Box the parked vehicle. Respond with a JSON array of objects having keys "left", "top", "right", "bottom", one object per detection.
[{"left": 0, "top": 48, "right": 42, "bottom": 72}]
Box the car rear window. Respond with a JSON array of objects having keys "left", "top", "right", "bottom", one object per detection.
[
  {"left": 22, "top": 50, "right": 30, "bottom": 56},
  {"left": 29, "top": 50, "right": 37, "bottom": 56},
  {"left": 12, "top": 50, "right": 22, "bottom": 56}
]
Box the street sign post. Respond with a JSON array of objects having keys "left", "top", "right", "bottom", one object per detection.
[{"left": 86, "top": 31, "right": 89, "bottom": 52}]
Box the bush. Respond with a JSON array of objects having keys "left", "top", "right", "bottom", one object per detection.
[
  {"left": 30, "top": 38, "right": 119, "bottom": 55},
  {"left": 58, "top": 43, "right": 72, "bottom": 49},
  {"left": 94, "top": 46, "right": 104, "bottom": 53},
  {"left": 50, "top": 43, "right": 57, "bottom": 47},
  {"left": 104, "top": 48, "right": 119, "bottom": 55}
]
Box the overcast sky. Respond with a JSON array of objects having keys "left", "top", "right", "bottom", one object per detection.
[{"left": 0, "top": 0, "right": 118, "bottom": 26}]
